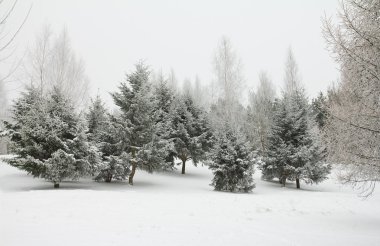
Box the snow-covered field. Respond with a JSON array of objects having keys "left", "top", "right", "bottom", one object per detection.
[{"left": 1, "top": 157, "right": 380, "bottom": 246}]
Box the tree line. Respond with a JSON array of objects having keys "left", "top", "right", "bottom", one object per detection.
[{"left": 0, "top": 0, "right": 379, "bottom": 195}]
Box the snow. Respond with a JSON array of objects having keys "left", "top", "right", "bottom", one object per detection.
[{"left": 1, "top": 157, "right": 380, "bottom": 246}]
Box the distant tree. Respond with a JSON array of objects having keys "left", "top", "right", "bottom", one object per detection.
[
  {"left": 207, "top": 126, "right": 255, "bottom": 192},
  {"left": 25, "top": 27, "right": 90, "bottom": 108},
  {"left": 212, "top": 36, "right": 244, "bottom": 127},
  {"left": 311, "top": 92, "right": 328, "bottom": 129},
  {"left": 246, "top": 71, "right": 276, "bottom": 154},
  {"left": 323, "top": 0, "right": 380, "bottom": 196},
  {"left": 284, "top": 47, "right": 302, "bottom": 94},
  {"left": 168, "top": 68, "right": 179, "bottom": 94},
  {"left": 182, "top": 78, "right": 193, "bottom": 97},
  {"left": 86, "top": 94, "right": 109, "bottom": 143},
  {"left": 192, "top": 76, "right": 202, "bottom": 106}
]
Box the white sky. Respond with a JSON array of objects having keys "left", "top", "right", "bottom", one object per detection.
[{"left": 4, "top": 0, "right": 340, "bottom": 106}]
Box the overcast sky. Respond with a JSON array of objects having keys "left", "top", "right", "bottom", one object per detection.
[{"left": 5, "top": 0, "right": 340, "bottom": 105}]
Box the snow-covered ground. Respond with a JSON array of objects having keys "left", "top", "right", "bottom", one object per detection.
[{"left": 1, "top": 157, "right": 380, "bottom": 246}]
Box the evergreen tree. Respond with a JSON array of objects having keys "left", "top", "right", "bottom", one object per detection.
[
  {"left": 311, "top": 92, "right": 328, "bottom": 130},
  {"left": 95, "top": 152, "right": 130, "bottom": 182},
  {"left": 261, "top": 48, "right": 330, "bottom": 189},
  {"left": 111, "top": 62, "right": 157, "bottom": 185},
  {"left": 207, "top": 126, "right": 255, "bottom": 192},
  {"left": 262, "top": 92, "right": 331, "bottom": 188},
  {"left": 149, "top": 76, "right": 178, "bottom": 170},
  {"left": 94, "top": 116, "right": 131, "bottom": 182},
  {"left": 261, "top": 99, "right": 293, "bottom": 185},
  {"left": 2, "top": 86, "right": 100, "bottom": 188},
  {"left": 85, "top": 95, "right": 130, "bottom": 183},
  {"left": 170, "top": 94, "right": 213, "bottom": 174},
  {"left": 86, "top": 94, "right": 109, "bottom": 143},
  {"left": 286, "top": 90, "right": 329, "bottom": 188}
]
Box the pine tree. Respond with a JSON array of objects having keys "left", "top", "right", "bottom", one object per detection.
[
  {"left": 94, "top": 116, "right": 131, "bottom": 183},
  {"left": 85, "top": 95, "right": 130, "bottom": 183},
  {"left": 2, "top": 86, "right": 100, "bottom": 188},
  {"left": 261, "top": 99, "right": 293, "bottom": 185},
  {"left": 150, "top": 75, "right": 176, "bottom": 170},
  {"left": 260, "top": 48, "right": 330, "bottom": 189},
  {"left": 170, "top": 94, "right": 213, "bottom": 174},
  {"left": 286, "top": 90, "right": 325, "bottom": 188},
  {"left": 111, "top": 62, "right": 156, "bottom": 185},
  {"left": 95, "top": 152, "right": 130, "bottom": 182},
  {"left": 262, "top": 92, "right": 331, "bottom": 188},
  {"left": 86, "top": 94, "right": 109, "bottom": 143},
  {"left": 207, "top": 126, "right": 255, "bottom": 192},
  {"left": 311, "top": 92, "right": 327, "bottom": 130}
]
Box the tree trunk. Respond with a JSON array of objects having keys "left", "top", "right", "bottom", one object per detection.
[
  {"left": 105, "top": 173, "right": 112, "bottom": 183},
  {"left": 129, "top": 163, "right": 137, "bottom": 185},
  {"left": 281, "top": 177, "right": 286, "bottom": 187},
  {"left": 181, "top": 159, "right": 186, "bottom": 174},
  {"left": 54, "top": 183, "right": 59, "bottom": 188},
  {"left": 296, "top": 178, "right": 300, "bottom": 189}
]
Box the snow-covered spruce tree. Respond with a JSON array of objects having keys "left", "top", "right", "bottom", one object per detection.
[
  {"left": 261, "top": 98, "right": 293, "bottom": 185},
  {"left": 323, "top": 0, "right": 380, "bottom": 196},
  {"left": 150, "top": 74, "right": 177, "bottom": 170},
  {"left": 86, "top": 94, "right": 109, "bottom": 143},
  {"left": 207, "top": 125, "right": 255, "bottom": 192},
  {"left": 261, "top": 92, "right": 330, "bottom": 188},
  {"left": 111, "top": 62, "right": 159, "bottom": 185},
  {"left": 285, "top": 90, "right": 330, "bottom": 188},
  {"left": 85, "top": 95, "right": 130, "bottom": 182},
  {"left": 311, "top": 92, "right": 328, "bottom": 130},
  {"left": 170, "top": 93, "right": 213, "bottom": 174},
  {"left": 2, "top": 86, "right": 100, "bottom": 188},
  {"left": 261, "top": 48, "right": 330, "bottom": 188},
  {"left": 95, "top": 116, "right": 131, "bottom": 182}
]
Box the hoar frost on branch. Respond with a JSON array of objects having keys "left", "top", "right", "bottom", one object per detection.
[{"left": 323, "top": 0, "right": 380, "bottom": 196}]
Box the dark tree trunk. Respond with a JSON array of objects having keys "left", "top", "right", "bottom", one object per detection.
[
  {"left": 181, "top": 159, "right": 186, "bottom": 174},
  {"left": 105, "top": 173, "right": 113, "bottom": 183},
  {"left": 296, "top": 178, "right": 300, "bottom": 189},
  {"left": 54, "top": 183, "right": 59, "bottom": 188},
  {"left": 281, "top": 177, "right": 286, "bottom": 187},
  {"left": 129, "top": 163, "right": 137, "bottom": 185}
]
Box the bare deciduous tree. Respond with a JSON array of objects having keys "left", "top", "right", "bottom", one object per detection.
[
  {"left": 323, "top": 0, "right": 380, "bottom": 196},
  {"left": 0, "top": 0, "right": 31, "bottom": 154},
  {"left": 212, "top": 36, "right": 244, "bottom": 127},
  {"left": 284, "top": 47, "right": 302, "bottom": 96},
  {"left": 25, "top": 27, "right": 90, "bottom": 109},
  {"left": 247, "top": 71, "right": 276, "bottom": 153},
  {"left": 0, "top": 0, "right": 32, "bottom": 107}
]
